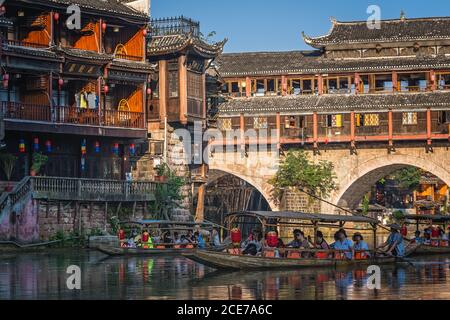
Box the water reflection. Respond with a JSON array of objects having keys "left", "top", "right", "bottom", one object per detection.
[{"left": 1, "top": 250, "right": 450, "bottom": 300}]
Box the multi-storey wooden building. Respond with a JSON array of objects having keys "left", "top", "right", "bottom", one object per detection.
[
  {"left": 215, "top": 17, "right": 450, "bottom": 154},
  {"left": 0, "top": 0, "right": 151, "bottom": 180}
]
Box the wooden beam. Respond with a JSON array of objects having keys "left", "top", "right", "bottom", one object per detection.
[
  {"left": 388, "top": 110, "right": 394, "bottom": 146},
  {"left": 240, "top": 113, "right": 245, "bottom": 150},
  {"left": 427, "top": 108, "right": 432, "bottom": 145},
  {"left": 392, "top": 71, "right": 398, "bottom": 92},
  {"left": 158, "top": 60, "right": 167, "bottom": 121},
  {"left": 179, "top": 55, "right": 188, "bottom": 124},
  {"left": 245, "top": 77, "right": 251, "bottom": 97},
  {"left": 350, "top": 111, "right": 356, "bottom": 145},
  {"left": 313, "top": 112, "right": 319, "bottom": 148}
]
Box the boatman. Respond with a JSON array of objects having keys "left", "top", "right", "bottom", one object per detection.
[{"left": 377, "top": 224, "right": 405, "bottom": 257}]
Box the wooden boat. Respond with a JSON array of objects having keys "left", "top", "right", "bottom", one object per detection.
[
  {"left": 184, "top": 249, "right": 409, "bottom": 271},
  {"left": 184, "top": 211, "right": 415, "bottom": 270},
  {"left": 97, "top": 244, "right": 196, "bottom": 256},
  {"left": 94, "top": 219, "right": 221, "bottom": 257},
  {"left": 404, "top": 214, "right": 450, "bottom": 256}
]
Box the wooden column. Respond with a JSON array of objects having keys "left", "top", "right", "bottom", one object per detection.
[
  {"left": 195, "top": 164, "right": 207, "bottom": 222},
  {"left": 276, "top": 112, "right": 281, "bottom": 150},
  {"left": 388, "top": 110, "right": 394, "bottom": 146},
  {"left": 179, "top": 55, "right": 188, "bottom": 124},
  {"left": 202, "top": 72, "right": 207, "bottom": 119},
  {"left": 158, "top": 60, "right": 167, "bottom": 120},
  {"left": 313, "top": 112, "right": 319, "bottom": 148},
  {"left": 281, "top": 76, "right": 287, "bottom": 96},
  {"left": 317, "top": 75, "right": 324, "bottom": 95},
  {"left": 392, "top": 71, "right": 398, "bottom": 92},
  {"left": 98, "top": 19, "right": 103, "bottom": 53},
  {"left": 430, "top": 70, "right": 436, "bottom": 91},
  {"left": 350, "top": 111, "right": 356, "bottom": 145},
  {"left": 354, "top": 73, "right": 360, "bottom": 94},
  {"left": 427, "top": 108, "right": 432, "bottom": 146},
  {"left": 240, "top": 113, "right": 245, "bottom": 151},
  {"left": 245, "top": 77, "right": 251, "bottom": 97}
]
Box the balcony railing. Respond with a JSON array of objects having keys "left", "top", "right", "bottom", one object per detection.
[
  {"left": 4, "top": 39, "right": 49, "bottom": 49},
  {"left": 1, "top": 102, "right": 145, "bottom": 129},
  {"left": 114, "top": 53, "right": 143, "bottom": 62},
  {"left": 150, "top": 16, "right": 200, "bottom": 37}
]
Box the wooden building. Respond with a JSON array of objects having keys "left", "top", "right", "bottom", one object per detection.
[
  {"left": 214, "top": 16, "right": 450, "bottom": 154},
  {"left": 0, "top": 0, "right": 152, "bottom": 180}
]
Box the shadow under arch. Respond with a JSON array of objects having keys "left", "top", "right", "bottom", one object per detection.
[{"left": 332, "top": 154, "right": 450, "bottom": 210}]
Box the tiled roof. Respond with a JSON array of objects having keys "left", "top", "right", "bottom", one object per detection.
[
  {"left": 217, "top": 51, "right": 450, "bottom": 77},
  {"left": 19, "top": 0, "right": 148, "bottom": 20},
  {"left": 58, "top": 47, "right": 114, "bottom": 62},
  {"left": 218, "top": 91, "right": 450, "bottom": 116},
  {"left": 148, "top": 34, "right": 226, "bottom": 58},
  {"left": 3, "top": 44, "right": 60, "bottom": 60},
  {"left": 303, "top": 17, "right": 450, "bottom": 48},
  {"left": 111, "top": 59, "right": 155, "bottom": 71},
  {"left": 0, "top": 17, "right": 13, "bottom": 27}
]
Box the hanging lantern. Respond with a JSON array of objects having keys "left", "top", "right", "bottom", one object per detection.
[
  {"left": 112, "top": 143, "right": 119, "bottom": 156},
  {"left": 94, "top": 141, "right": 101, "bottom": 153},
  {"left": 58, "top": 78, "right": 64, "bottom": 88},
  {"left": 81, "top": 139, "right": 87, "bottom": 156},
  {"left": 81, "top": 157, "right": 86, "bottom": 171},
  {"left": 45, "top": 140, "right": 52, "bottom": 153},
  {"left": 324, "top": 138, "right": 329, "bottom": 145},
  {"left": 3, "top": 74, "right": 9, "bottom": 81},
  {"left": 19, "top": 139, "right": 26, "bottom": 153},
  {"left": 146, "top": 87, "right": 152, "bottom": 95},
  {"left": 103, "top": 85, "right": 109, "bottom": 94},
  {"left": 129, "top": 144, "right": 136, "bottom": 156},
  {"left": 102, "top": 22, "right": 107, "bottom": 32},
  {"left": 53, "top": 12, "right": 59, "bottom": 21},
  {"left": 143, "top": 29, "right": 148, "bottom": 36},
  {"left": 33, "top": 137, "right": 39, "bottom": 152},
  {"left": 0, "top": 6, "right": 6, "bottom": 13}
]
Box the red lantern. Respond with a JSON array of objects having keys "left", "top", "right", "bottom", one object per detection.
[
  {"left": 231, "top": 228, "right": 242, "bottom": 246},
  {"left": 146, "top": 88, "right": 152, "bottom": 95},
  {"left": 0, "top": 6, "right": 5, "bottom": 13},
  {"left": 102, "top": 22, "right": 107, "bottom": 32},
  {"left": 58, "top": 78, "right": 64, "bottom": 88},
  {"left": 103, "top": 85, "right": 109, "bottom": 94},
  {"left": 3, "top": 74, "right": 9, "bottom": 81},
  {"left": 143, "top": 29, "right": 148, "bottom": 36},
  {"left": 53, "top": 12, "right": 59, "bottom": 21}
]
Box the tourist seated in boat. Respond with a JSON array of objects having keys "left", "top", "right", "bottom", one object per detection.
[
  {"left": 423, "top": 229, "right": 432, "bottom": 245},
  {"left": 333, "top": 229, "right": 354, "bottom": 260},
  {"left": 330, "top": 231, "right": 340, "bottom": 249},
  {"left": 127, "top": 237, "right": 137, "bottom": 248},
  {"left": 314, "top": 231, "right": 331, "bottom": 259},
  {"left": 263, "top": 230, "right": 284, "bottom": 258},
  {"left": 173, "top": 232, "right": 181, "bottom": 244},
  {"left": 439, "top": 228, "right": 448, "bottom": 240},
  {"left": 186, "top": 230, "right": 195, "bottom": 243},
  {"left": 195, "top": 231, "right": 208, "bottom": 249},
  {"left": 241, "top": 230, "right": 263, "bottom": 253},
  {"left": 141, "top": 229, "right": 154, "bottom": 249},
  {"left": 352, "top": 232, "right": 370, "bottom": 259},
  {"left": 211, "top": 227, "right": 222, "bottom": 247},
  {"left": 377, "top": 224, "right": 405, "bottom": 257},
  {"left": 287, "top": 229, "right": 310, "bottom": 249},
  {"left": 412, "top": 231, "right": 424, "bottom": 245}
]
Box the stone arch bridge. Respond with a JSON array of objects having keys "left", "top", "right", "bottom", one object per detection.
[{"left": 206, "top": 146, "right": 450, "bottom": 213}]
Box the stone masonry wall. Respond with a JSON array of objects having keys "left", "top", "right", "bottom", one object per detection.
[{"left": 281, "top": 189, "right": 321, "bottom": 213}]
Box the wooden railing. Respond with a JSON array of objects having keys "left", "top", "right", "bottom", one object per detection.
[
  {"left": 4, "top": 39, "right": 49, "bottom": 49},
  {"left": 31, "top": 177, "right": 159, "bottom": 202},
  {"left": 1, "top": 102, "right": 146, "bottom": 129},
  {"left": 114, "top": 53, "right": 143, "bottom": 62}
]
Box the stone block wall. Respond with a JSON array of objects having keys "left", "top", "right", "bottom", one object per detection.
[{"left": 280, "top": 189, "right": 321, "bottom": 213}]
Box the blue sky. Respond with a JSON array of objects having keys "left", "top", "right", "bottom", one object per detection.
[{"left": 151, "top": 0, "right": 450, "bottom": 53}]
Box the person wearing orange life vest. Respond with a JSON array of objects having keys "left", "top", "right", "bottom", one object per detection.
[{"left": 353, "top": 232, "right": 370, "bottom": 260}]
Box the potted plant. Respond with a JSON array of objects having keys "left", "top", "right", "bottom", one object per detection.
[
  {"left": 0, "top": 153, "right": 17, "bottom": 192},
  {"left": 30, "top": 152, "right": 48, "bottom": 177},
  {"left": 155, "top": 163, "right": 168, "bottom": 183}
]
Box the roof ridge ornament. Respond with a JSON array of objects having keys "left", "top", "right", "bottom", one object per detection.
[{"left": 400, "top": 10, "right": 406, "bottom": 21}]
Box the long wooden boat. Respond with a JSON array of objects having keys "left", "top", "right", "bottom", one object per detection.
[
  {"left": 413, "top": 245, "right": 450, "bottom": 255},
  {"left": 96, "top": 244, "right": 196, "bottom": 256},
  {"left": 184, "top": 249, "right": 410, "bottom": 271}
]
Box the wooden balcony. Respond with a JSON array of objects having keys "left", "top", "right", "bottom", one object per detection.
[
  {"left": 4, "top": 39, "right": 49, "bottom": 49},
  {"left": 31, "top": 176, "right": 157, "bottom": 202},
  {"left": 1, "top": 102, "right": 145, "bottom": 129}
]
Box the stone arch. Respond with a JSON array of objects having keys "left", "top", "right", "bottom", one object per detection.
[
  {"left": 206, "top": 168, "right": 278, "bottom": 211},
  {"left": 330, "top": 153, "right": 450, "bottom": 211}
]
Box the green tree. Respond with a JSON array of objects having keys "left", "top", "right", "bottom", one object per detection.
[
  {"left": 269, "top": 150, "right": 338, "bottom": 203},
  {"left": 151, "top": 164, "right": 185, "bottom": 220},
  {"left": 392, "top": 167, "right": 422, "bottom": 191}
]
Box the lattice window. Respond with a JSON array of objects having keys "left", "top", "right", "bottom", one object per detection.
[
  {"left": 364, "top": 114, "right": 380, "bottom": 126},
  {"left": 327, "top": 114, "right": 343, "bottom": 128},
  {"left": 402, "top": 112, "right": 418, "bottom": 125},
  {"left": 253, "top": 117, "right": 268, "bottom": 129},
  {"left": 218, "top": 118, "right": 232, "bottom": 131}
]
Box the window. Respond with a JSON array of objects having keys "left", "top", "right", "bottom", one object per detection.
[
  {"left": 326, "top": 114, "right": 343, "bottom": 128},
  {"left": 267, "top": 79, "right": 275, "bottom": 92},
  {"left": 402, "top": 112, "right": 418, "bottom": 125},
  {"left": 439, "top": 111, "right": 449, "bottom": 124},
  {"left": 231, "top": 82, "right": 240, "bottom": 94},
  {"left": 218, "top": 118, "right": 232, "bottom": 131},
  {"left": 255, "top": 80, "right": 265, "bottom": 96},
  {"left": 187, "top": 72, "right": 202, "bottom": 99},
  {"left": 168, "top": 71, "right": 179, "bottom": 98},
  {"left": 363, "top": 114, "right": 380, "bottom": 126},
  {"left": 285, "top": 116, "right": 306, "bottom": 129},
  {"left": 253, "top": 117, "right": 268, "bottom": 129}
]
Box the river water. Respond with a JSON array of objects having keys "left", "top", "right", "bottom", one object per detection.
[{"left": 1, "top": 250, "right": 450, "bottom": 300}]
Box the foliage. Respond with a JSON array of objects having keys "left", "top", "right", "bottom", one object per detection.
[
  {"left": 391, "top": 167, "right": 422, "bottom": 191},
  {"left": 155, "top": 163, "right": 168, "bottom": 176},
  {"left": 199, "top": 30, "right": 217, "bottom": 43},
  {"left": 0, "top": 152, "right": 17, "bottom": 181},
  {"left": 31, "top": 152, "right": 48, "bottom": 175},
  {"left": 108, "top": 215, "right": 120, "bottom": 235},
  {"left": 269, "top": 150, "right": 338, "bottom": 203},
  {"left": 362, "top": 194, "right": 370, "bottom": 216},
  {"left": 151, "top": 164, "right": 185, "bottom": 220},
  {"left": 393, "top": 210, "right": 405, "bottom": 221}
]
